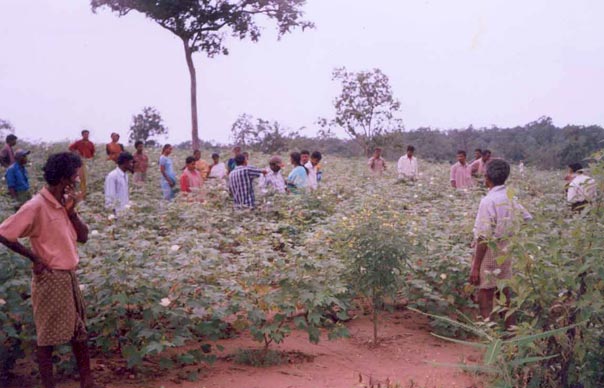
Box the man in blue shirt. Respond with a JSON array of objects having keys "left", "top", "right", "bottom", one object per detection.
[{"left": 6, "top": 149, "right": 31, "bottom": 208}]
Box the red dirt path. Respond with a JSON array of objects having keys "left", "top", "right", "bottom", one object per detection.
[{"left": 10, "top": 311, "right": 486, "bottom": 388}]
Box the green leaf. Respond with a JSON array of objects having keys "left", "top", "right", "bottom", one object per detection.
[{"left": 483, "top": 339, "right": 502, "bottom": 365}]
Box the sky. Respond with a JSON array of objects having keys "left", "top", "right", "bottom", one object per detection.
[{"left": 1, "top": 0, "right": 603, "bottom": 145}]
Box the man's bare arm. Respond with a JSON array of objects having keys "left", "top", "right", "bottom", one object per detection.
[
  {"left": 0, "top": 235, "right": 45, "bottom": 266},
  {"left": 68, "top": 213, "right": 88, "bottom": 244}
]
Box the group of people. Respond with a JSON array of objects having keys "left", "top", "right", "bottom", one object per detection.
[
  {"left": 0, "top": 131, "right": 600, "bottom": 388},
  {"left": 368, "top": 145, "right": 494, "bottom": 189},
  {"left": 227, "top": 147, "right": 322, "bottom": 208},
  {"left": 67, "top": 131, "right": 326, "bottom": 212},
  {"left": 367, "top": 144, "right": 598, "bottom": 328}
]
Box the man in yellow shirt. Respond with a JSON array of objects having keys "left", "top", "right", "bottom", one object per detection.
[{"left": 193, "top": 149, "right": 210, "bottom": 179}]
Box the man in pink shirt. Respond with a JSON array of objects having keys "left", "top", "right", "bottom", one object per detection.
[
  {"left": 470, "top": 149, "right": 492, "bottom": 178},
  {"left": 470, "top": 159, "right": 532, "bottom": 328},
  {"left": 0, "top": 152, "right": 99, "bottom": 388},
  {"left": 450, "top": 150, "right": 474, "bottom": 189}
]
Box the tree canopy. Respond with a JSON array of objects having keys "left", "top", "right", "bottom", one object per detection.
[
  {"left": 320, "top": 67, "right": 403, "bottom": 156},
  {"left": 128, "top": 106, "right": 168, "bottom": 145},
  {"left": 91, "top": 0, "right": 313, "bottom": 149}
]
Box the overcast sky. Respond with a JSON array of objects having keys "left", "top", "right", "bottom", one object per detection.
[{"left": 1, "top": 0, "right": 603, "bottom": 145}]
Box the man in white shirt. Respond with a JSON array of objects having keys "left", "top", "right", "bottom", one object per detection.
[
  {"left": 397, "top": 145, "right": 418, "bottom": 181},
  {"left": 260, "top": 156, "right": 287, "bottom": 193},
  {"left": 305, "top": 151, "right": 322, "bottom": 191},
  {"left": 208, "top": 153, "right": 227, "bottom": 179},
  {"left": 567, "top": 162, "right": 596, "bottom": 212},
  {"left": 104, "top": 152, "right": 134, "bottom": 213}
]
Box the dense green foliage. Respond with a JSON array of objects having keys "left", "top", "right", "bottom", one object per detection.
[{"left": 0, "top": 142, "right": 603, "bottom": 387}]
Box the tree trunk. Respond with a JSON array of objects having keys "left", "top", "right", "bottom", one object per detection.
[{"left": 183, "top": 39, "right": 200, "bottom": 150}]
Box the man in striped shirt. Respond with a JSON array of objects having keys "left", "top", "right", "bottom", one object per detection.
[{"left": 228, "top": 154, "right": 266, "bottom": 209}]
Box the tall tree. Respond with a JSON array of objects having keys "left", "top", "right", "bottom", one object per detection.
[
  {"left": 129, "top": 106, "right": 168, "bottom": 145},
  {"left": 320, "top": 67, "right": 403, "bottom": 156},
  {"left": 91, "top": 0, "right": 313, "bottom": 149}
]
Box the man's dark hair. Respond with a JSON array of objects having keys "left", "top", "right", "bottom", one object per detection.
[
  {"left": 186, "top": 156, "right": 196, "bottom": 164},
  {"left": 211, "top": 153, "right": 219, "bottom": 158},
  {"left": 569, "top": 162, "right": 583, "bottom": 173},
  {"left": 81, "top": 130, "right": 89, "bottom": 135},
  {"left": 235, "top": 154, "right": 246, "bottom": 166},
  {"left": 117, "top": 152, "right": 134, "bottom": 166},
  {"left": 475, "top": 148, "right": 482, "bottom": 154},
  {"left": 43, "top": 152, "right": 82, "bottom": 186},
  {"left": 311, "top": 151, "right": 322, "bottom": 160},
  {"left": 6, "top": 134, "right": 17, "bottom": 143},
  {"left": 457, "top": 150, "right": 466, "bottom": 157},
  {"left": 482, "top": 149, "right": 492, "bottom": 157},
  {"left": 300, "top": 150, "right": 310, "bottom": 156},
  {"left": 486, "top": 159, "right": 510, "bottom": 186},
  {"left": 193, "top": 149, "right": 201, "bottom": 154},
  {"left": 134, "top": 140, "right": 143, "bottom": 148},
  {"left": 162, "top": 144, "right": 172, "bottom": 152},
  {"left": 407, "top": 145, "right": 415, "bottom": 152}
]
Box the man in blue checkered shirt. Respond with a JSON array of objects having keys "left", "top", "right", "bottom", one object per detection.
[{"left": 228, "top": 154, "right": 266, "bottom": 209}]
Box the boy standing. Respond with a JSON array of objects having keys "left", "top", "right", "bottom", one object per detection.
[
  {"left": 0, "top": 152, "right": 99, "bottom": 388},
  {"left": 208, "top": 153, "right": 227, "bottom": 179},
  {"left": 229, "top": 154, "right": 266, "bottom": 208},
  {"left": 133, "top": 140, "right": 149, "bottom": 184},
  {"left": 470, "top": 159, "right": 532, "bottom": 327},
  {"left": 0, "top": 134, "right": 17, "bottom": 168},
  {"left": 305, "top": 151, "right": 322, "bottom": 190},
  {"left": 193, "top": 149, "right": 210, "bottom": 180},
  {"left": 180, "top": 156, "right": 204, "bottom": 196},
  {"left": 397, "top": 145, "right": 419, "bottom": 181},
  {"left": 368, "top": 148, "right": 386, "bottom": 176},
  {"left": 69, "top": 130, "right": 95, "bottom": 197},
  {"left": 105, "top": 133, "right": 124, "bottom": 163},
  {"left": 450, "top": 150, "right": 474, "bottom": 189},
  {"left": 104, "top": 152, "right": 134, "bottom": 213},
  {"left": 6, "top": 149, "right": 32, "bottom": 208}
]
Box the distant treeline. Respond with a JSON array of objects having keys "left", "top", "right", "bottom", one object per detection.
[{"left": 184, "top": 116, "right": 604, "bottom": 170}]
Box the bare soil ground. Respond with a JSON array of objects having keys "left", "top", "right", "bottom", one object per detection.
[{"left": 6, "top": 310, "right": 486, "bottom": 388}]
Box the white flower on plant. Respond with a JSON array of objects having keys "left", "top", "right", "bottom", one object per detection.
[
  {"left": 418, "top": 183, "right": 423, "bottom": 187},
  {"left": 90, "top": 230, "right": 99, "bottom": 236},
  {"left": 492, "top": 268, "right": 502, "bottom": 275},
  {"left": 170, "top": 245, "right": 180, "bottom": 252},
  {"left": 537, "top": 246, "right": 542, "bottom": 251},
  {"left": 342, "top": 216, "right": 348, "bottom": 221},
  {"left": 159, "top": 298, "right": 171, "bottom": 307},
  {"left": 529, "top": 254, "right": 535, "bottom": 260},
  {"left": 0, "top": 298, "right": 6, "bottom": 306},
  {"left": 413, "top": 194, "right": 418, "bottom": 198},
  {"left": 440, "top": 273, "right": 447, "bottom": 280},
  {"left": 448, "top": 194, "right": 454, "bottom": 198},
  {"left": 360, "top": 266, "right": 366, "bottom": 274},
  {"left": 108, "top": 214, "right": 116, "bottom": 220},
  {"left": 124, "top": 204, "right": 132, "bottom": 210},
  {"left": 79, "top": 284, "right": 86, "bottom": 291}
]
